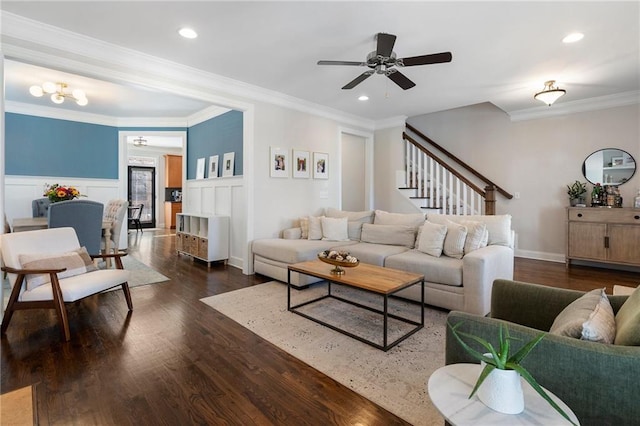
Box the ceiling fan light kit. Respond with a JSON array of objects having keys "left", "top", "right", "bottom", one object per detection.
[
  {"left": 318, "top": 32, "right": 452, "bottom": 91},
  {"left": 29, "top": 81, "right": 88, "bottom": 106},
  {"left": 534, "top": 80, "right": 566, "bottom": 106}
]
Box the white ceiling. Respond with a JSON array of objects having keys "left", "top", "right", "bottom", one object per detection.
[{"left": 1, "top": 1, "right": 639, "bottom": 122}]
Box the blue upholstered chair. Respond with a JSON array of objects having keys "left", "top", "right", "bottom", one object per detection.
[
  {"left": 48, "top": 200, "right": 104, "bottom": 256},
  {"left": 32, "top": 198, "right": 51, "bottom": 217}
]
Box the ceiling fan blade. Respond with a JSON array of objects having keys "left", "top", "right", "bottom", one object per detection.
[
  {"left": 342, "top": 72, "right": 373, "bottom": 90},
  {"left": 387, "top": 71, "right": 416, "bottom": 90},
  {"left": 376, "top": 33, "right": 396, "bottom": 58},
  {"left": 317, "top": 60, "right": 366, "bottom": 66},
  {"left": 400, "top": 52, "right": 453, "bottom": 67}
]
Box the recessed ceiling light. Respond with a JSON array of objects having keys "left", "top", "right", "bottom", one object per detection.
[
  {"left": 562, "top": 32, "right": 584, "bottom": 43},
  {"left": 358, "top": 95, "right": 369, "bottom": 101},
  {"left": 179, "top": 28, "right": 198, "bottom": 39}
]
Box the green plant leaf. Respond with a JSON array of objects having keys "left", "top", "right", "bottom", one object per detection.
[
  {"left": 469, "top": 363, "right": 495, "bottom": 399},
  {"left": 448, "top": 322, "right": 500, "bottom": 368},
  {"left": 509, "top": 332, "right": 545, "bottom": 364},
  {"left": 508, "top": 363, "right": 578, "bottom": 426},
  {"left": 498, "top": 324, "right": 510, "bottom": 366}
]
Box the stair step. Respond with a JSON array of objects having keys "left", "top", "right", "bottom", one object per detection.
[
  {"left": 409, "top": 196, "right": 431, "bottom": 200},
  {"left": 421, "top": 206, "right": 443, "bottom": 210}
]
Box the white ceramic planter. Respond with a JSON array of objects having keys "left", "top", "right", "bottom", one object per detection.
[{"left": 478, "top": 358, "right": 524, "bottom": 414}]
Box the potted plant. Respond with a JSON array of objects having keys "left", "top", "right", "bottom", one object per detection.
[
  {"left": 566, "top": 180, "right": 587, "bottom": 206},
  {"left": 448, "top": 322, "right": 577, "bottom": 425}
]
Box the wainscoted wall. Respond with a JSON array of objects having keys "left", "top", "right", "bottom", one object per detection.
[
  {"left": 4, "top": 175, "right": 126, "bottom": 246},
  {"left": 185, "top": 176, "right": 245, "bottom": 271}
]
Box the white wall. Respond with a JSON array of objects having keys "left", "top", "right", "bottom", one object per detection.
[
  {"left": 402, "top": 102, "right": 640, "bottom": 261},
  {"left": 250, "top": 102, "right": 370, "bottom": 240},
  {"left": 340, "top": 133, "right": 366, "bottom": 211}
]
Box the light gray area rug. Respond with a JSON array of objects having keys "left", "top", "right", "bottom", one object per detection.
[
  {"left": 200, "top": 281, "right": 447, "bottom": 426},
  {"left": 113, "top": 255, "right": 170, "bottom": 288},
  {"left": 2, "top": 256, "right": 169, "bottom": 307}
]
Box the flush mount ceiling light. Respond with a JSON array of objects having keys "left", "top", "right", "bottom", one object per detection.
[
  {"left": 178, "top": 27, "right": 198, "bottom": 39},
  {"left": 534, "top": 80, "right": 566, "bottom": 106},
  {"left": 358, "top": 95, "right": 369, "bottom": 101},
  {"left": 133, "top": 137, "right": 148, "bottom": 147},
  {"left": 29, "top": 81, "right": 88, "bottom": 106},
  {"left": 563, "top": 32, "right": 584, "bottom": 43}
]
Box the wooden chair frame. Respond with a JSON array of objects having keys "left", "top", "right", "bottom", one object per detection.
[{"left": 1, "top": 252, "right": 133, "bottom": 341}]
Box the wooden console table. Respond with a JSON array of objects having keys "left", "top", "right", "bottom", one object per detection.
[{"left": 566, "top": 207, "right": 640, "bottom": 268}]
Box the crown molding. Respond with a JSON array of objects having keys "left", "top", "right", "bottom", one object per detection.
[
  {"left": 5, "top": 101, "right": 119, "bottom": 126},
  {"left": 187, "top": 105, "right": 232, "bottom": 127},
  {"left": 508, "top": 91, "right": 640, "bottom": 122},
  {"left": 5, "top": 101, "right": 191, "bottom": 128},
  {"left": 374, "top": 116, "right": 408, "bottom": 130},
  {"left": 1, "top": 12, "right": 375, "bottom": 131}
]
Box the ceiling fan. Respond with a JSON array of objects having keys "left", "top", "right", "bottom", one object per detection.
[{"left": 317, "top": 32, "right": 452, "bottom": 90}]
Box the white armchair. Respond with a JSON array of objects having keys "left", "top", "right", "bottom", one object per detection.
[{"left": 1, "top": 227, "right": 133, "bottom": 341}]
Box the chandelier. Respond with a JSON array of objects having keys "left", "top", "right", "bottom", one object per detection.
[
  {"left": 534, "top": 80, "right": 566, "bottom": 106},
  {"left": 29, "top": 81, "right": 88, "bottom": 106},
  {"left": 133, "top": 137, "right": 148, "bottom": 147}
]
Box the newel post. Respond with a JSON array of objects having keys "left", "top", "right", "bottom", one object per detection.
[{"left": 484, "top": 185, "right": 496, "bottom": 215}]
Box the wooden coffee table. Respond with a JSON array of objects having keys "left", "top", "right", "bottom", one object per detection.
[{"left": 287, "top": 260, "right": 424, "bottom": 351}]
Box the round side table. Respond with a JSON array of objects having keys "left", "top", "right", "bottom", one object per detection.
[{"left": 428, "top": 364, "right": 580, "bottom": 425}]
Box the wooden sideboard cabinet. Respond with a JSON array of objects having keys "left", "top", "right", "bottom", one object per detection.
[
  {"left": 176, "top": 214, "right": 229, "bottom": 267},
  {"left": 567, "top": 207, "right": 640, "bottom": 267}
]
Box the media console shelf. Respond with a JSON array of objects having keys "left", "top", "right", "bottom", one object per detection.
[
  {"left": 176, "top": 214, "right": 229, "bottom": 267},
  {"left": 567, "top": 207, "right": 640, "bottom": 268}
]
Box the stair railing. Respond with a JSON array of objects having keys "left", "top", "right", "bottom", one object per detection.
[{"left": 403, "top": 125, "right": 512, "bottom": 215}]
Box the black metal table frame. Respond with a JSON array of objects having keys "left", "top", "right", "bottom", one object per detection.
[{"left": 287, "top": 267, "right": 424, "bottom": 352}]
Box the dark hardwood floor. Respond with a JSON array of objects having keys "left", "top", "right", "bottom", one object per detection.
[{"left": 1, "top": 229, "right": 638, "bottom": 425}]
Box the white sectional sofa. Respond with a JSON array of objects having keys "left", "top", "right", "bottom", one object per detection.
[{"left": 252, "top": 208, "right": 514, "bottom": 315}]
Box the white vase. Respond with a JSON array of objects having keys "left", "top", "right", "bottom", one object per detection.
[{"left": 478, "top": 360, "right": 525, "bottom": 414}]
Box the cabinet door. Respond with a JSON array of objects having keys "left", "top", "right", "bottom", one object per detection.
[
  {"left": 568, "top": 222, "right": 607, "bottom": 260},
  {"left": 165, "top": 155, "right": 183, "bottom": 187},
  {"left": 608, "top": 224, "right": 640, "bottom": 264}
]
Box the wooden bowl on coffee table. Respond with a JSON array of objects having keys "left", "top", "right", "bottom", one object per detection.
[{"left": 318, "top": 256, "right": 359, "bottom": 275}]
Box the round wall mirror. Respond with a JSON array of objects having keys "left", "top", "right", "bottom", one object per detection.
[{"left": 582, "top": 148, "right": 636, "bottom": 185}]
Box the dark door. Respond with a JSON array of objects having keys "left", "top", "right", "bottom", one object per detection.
[{"left": 128, "top": 166, "right": 156, "bottom": 229}]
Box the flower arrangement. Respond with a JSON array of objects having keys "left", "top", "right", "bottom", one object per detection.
[
  {"left": 43, "top": 183, "right": 82, "bottom": 203},
  {"left": 448, "top": 321, "right": 577, "bottom": 425}
]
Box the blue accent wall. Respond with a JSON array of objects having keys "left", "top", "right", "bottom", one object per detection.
[
  {"left": 187, "top": 110, "right": 243, "bottom": 179},
  {"left": 5, "top": 113, "right": 119, "bottom": 178}
]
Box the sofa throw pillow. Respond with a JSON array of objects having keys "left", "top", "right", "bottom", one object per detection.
[
  {"left": 325, "top": 208, "right": 374, "bottom": 241},
  {"left": 373, "top": 210, "right": 425, "bottom": 228},
  {"left": 307, "top": 216, "right": 324, "bottom": 240},
  {"left": 321, "top": 217, "right": 349, "bottom": 241},
  {"left": 299, "top": 217, "right": 310, "bottom": 239},
  {"left": 360, "top": 224, "right": 416, "bottom": 248},
  {"left": 581, "top": 289, "right": 616, "bottom": 343},
  {"left": 416, "top": 221, "right": 448, "bottom": 257},
  {"left": 427, "top": 214, "right": 512, "bottom": 247},
  {"left": 19, "top": 247, "right": 98, "bottom": 291},
  {"left": 462, "top": 220, "right": 487, "bottom": 254},
  {"left": 442, "top": 219, "right": 468, "bottom": 259},
  {"left": 549, "top": 288, "right": 605, "bottom": 339},
  {"left": 614, "top": 285, "right": 640, "bottom": 346}
]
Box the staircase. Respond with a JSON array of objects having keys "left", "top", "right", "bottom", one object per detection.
[{"left": 399, "top": 123, "right": 512, "bottom": 215}]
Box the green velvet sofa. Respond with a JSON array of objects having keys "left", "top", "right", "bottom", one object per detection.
[{"left": 445, "top": 279, "right": 639, "bottom": 426}]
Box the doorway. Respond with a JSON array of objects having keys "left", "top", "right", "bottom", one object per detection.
[
  {"left": 128, "top": 166, "right": 156, "bottom": 229},
  {"left": 341, "top": 133, "right": 367, "bottom": 211}
]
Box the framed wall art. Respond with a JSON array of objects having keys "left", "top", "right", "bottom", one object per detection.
[
  {"left": 196, "top": 157, "right": 206, "bottom": 180},
  {"left": 270, "top": 147, "right": 289, "bottom": 178},
  {"left": 208, "top": 155, "right": 219, "bottom": 178},
  {"left": 222, "top": 152, "right": 235, "bottom": 177},
  {"left": 292, "top": 150, "right": 310, "bottom": 179},
  {"left": 313, "top": 152, "right": 328, "bottom": 179}
]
